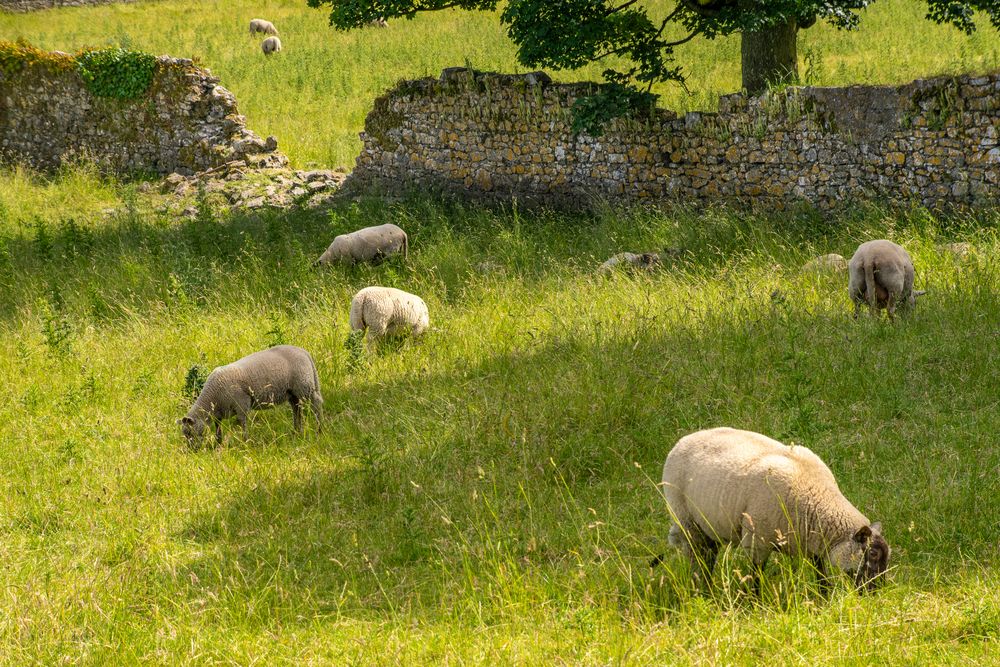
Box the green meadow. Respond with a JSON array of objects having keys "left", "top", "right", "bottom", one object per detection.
[{"left": 1, "top": 0, "right": 1000, "bottom": 663}]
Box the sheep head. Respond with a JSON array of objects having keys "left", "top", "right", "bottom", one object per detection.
[
  {"left": 852, "top": 522, "right": 890, "bottom": 593},
  {"left": 178, "top": 414, "right": 207, "bottom": 448}
]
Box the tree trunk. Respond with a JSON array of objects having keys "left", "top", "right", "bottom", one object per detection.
[{"left": 741, "top": 18, "right": 798, "bottom": 97}]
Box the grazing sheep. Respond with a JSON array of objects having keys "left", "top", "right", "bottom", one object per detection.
[
  {"left": 937, "top": 242, "right": 974, "bottom": 260},
  {"left": 350, "top": 286, "right": 429, "bottom": 342},
  {"left": 179, "top": 345, "right": 323, "bottom": 447},
  {"left": 249, "top": 18, "right": 278, "bottom": 36},
  {"left": 660, "top": 427, "right": 890, "bottom": 594},
  {"left": 314, "top": 224, "right": 408, "bottom": 267},
  {"left": 801, "top": 253, "right": 848, "bottom": 273},
  {"left": 848, "top": 240, "right": 925, "bottom": 319},
  {"left": 367, "top": 18, "right": 389, "bottom": 27},
  {"left": 598, "top": 251, "right": 661, "bottom": 275},
  {"left": 261, "top": 36, "right": 282, "bottom": 56}
]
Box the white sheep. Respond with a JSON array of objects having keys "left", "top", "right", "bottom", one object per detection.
[
  {"left": 249, "top": 18, "right": 278, "bottom": 36},
  {"left": 660, "top": 427, "right": 890, "bottom": 594},
  {"left": 314, "top": 223, "right": 408, "bottom": 266},
  {"left": 179, "top": 345, "right": 323, "bottom": 446},
  {"left": 598, "top": 251, "right": 661, "bottom": 275},
  {"left": 261, "top": 36, "right": 282, "bottom": 56},
  {"left": 848, "top": 240, "right": 925, "bottom": 319},
  {"left": 349, "top": 286, "right": 429, "bottom": 342}
]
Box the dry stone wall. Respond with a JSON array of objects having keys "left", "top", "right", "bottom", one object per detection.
[
  {"left": 351, "top": 68, "right": 1000, "bottom": 209},
  {"left": 0, "top": 46, "right": 281, "bottom": 176},
  {"left": 0, "top": 0, "right": 139, "bottom": 11}
]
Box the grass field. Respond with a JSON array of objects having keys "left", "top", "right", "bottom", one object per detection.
[
  {"left": 2, "top": 0, "right": 1000, "bottom": 663},
  {"left": 1, "top": 0, "right": 998, "bottom": 166},
  {"left": 0, "top": 164, "right": 999, "bottom": 662}
]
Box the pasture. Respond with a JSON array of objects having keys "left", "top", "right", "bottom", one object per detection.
[{"left": 1, "top": 0, "right": 999, "bottom": 662}]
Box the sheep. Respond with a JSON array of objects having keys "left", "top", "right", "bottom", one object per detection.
[
  {"left": 848, "top": 240, "right": 925, "bottom": 319},
  {"left": 598, "top": 251, "right": 661, "bottom": 275},
  {"left": 249, "top": 18, "right": 278, "bottom": 36},
  {"left": 660, "top": 427, "right": 890, "bottom": 595},
  {"left": 313, "top": 224, "right": 408, "bottom": 267},
  {"left": 349, "top": 286, "right": 429, "bottom": 342},
  {"left": 178, "top": 345, "right": 323, "bottom": 447},
  {"left": 801, "top": 253, "right": 848, "bottom": 273},
  {"left": 261, "top": 36, "right": 282, "bottom": 56}
]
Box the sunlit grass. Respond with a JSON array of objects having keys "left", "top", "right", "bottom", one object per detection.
[
  {"left": 1, "top": 0, "right": 997, "bottom": 166},
  {"left": 0, "top": 165, "right": 998, "bottom": 660}
]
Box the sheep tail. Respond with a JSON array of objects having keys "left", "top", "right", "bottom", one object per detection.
[
  {"left": 349, "top": 292, "right": 367, "bottom": 331},
  {"left": 863, "top": 257, "right": 877, "bottom": 308}
]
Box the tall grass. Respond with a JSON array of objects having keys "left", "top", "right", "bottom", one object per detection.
[
  {"left": 1, "top": 0, "right": 998, "bottom": 166},
  {"left": 0, "top": 165, "right": 998, "bottom": 661}
]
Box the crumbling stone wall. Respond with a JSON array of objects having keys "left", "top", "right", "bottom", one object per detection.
[
  {"left": 0, "top": 47, "right": 280, "bottom": 176},
  {"left": 0, "top": 0, "right": 139, "bottom": 12},
  {"left": 351, "top": 68, "right": 1000, "bottom": 208}
]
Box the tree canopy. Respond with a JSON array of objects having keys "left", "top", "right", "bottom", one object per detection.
[{"left": 308, "top": 0, "right": 1000, "bottom": 129}]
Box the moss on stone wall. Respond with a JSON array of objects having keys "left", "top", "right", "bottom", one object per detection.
[
  {"left": 0, "top": 40, "right": 75, "bottom": 77},
  {"left": 0, "top": 42, "right": 281, "bottom": 176}
]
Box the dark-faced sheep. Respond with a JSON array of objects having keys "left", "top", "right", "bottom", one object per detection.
[
  {"left": 660, "top": 427, "right": 890, "bottom": 595},
  {"left": 848, "top": 240, "right": 925, "bottom": 319},
  {"left": 179, "top": 345, "right": 323, "bottom": 447}
]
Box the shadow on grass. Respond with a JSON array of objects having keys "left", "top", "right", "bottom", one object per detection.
[
  {"left": 1, "top": 191, "right": 949, "bottom": 324},
  {"left": 173, "top": 289, "right": 1000, "bottom": 627}
]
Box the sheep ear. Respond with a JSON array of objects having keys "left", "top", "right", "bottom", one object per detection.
[
  {"left": 853, "top": 525, "right": 872, "bottom": 543},
  {"left": 870, "top": 521, "right": 882, "bottom": 536},
  {"left": 913, "top": 290, "right": 927, "bottom": 298},
  {"left": 179, "top": 416, "right": 194, "bottom": 425}
]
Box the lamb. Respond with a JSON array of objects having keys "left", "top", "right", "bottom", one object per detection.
[
  {"left": 598, "top": 251, "right": 661, "bottom": 275},
  {"left": 178, "top": 345, "right": 323, "bottom": 447},
  {"left": 660, "top": 427, "right": 890, "bottom": 594},
  {"left": 313, "top": 224, "right": 408, "bottom": 267},
  {"left": 261, "top": 36, "right": 282, "bottom": 56},
  {"left": 249, "top": 18, "right": 278, "bottom": 36},
  {"left": 350, "top": 286, "right": 429, "bottom": 342},
  {"left": 848, "top": 240, "right": 925, "bottom": 319}
]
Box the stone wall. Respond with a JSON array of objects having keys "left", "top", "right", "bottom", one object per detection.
[
  {"left": 0, "top": 0, "right": 139, "bottom": 12},
  {"left": 0, "top": 46, "right": 280, "bottom": 176},
  {"left": 351, "top": 68, "right": 1000, "bottom": 209}
]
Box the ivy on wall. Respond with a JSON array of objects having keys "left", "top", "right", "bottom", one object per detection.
[{"left": 76, "top": 47, "right": 157, "bottom": 99}]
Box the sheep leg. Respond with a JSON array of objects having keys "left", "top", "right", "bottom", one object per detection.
[
  {"left": 886, "top": 291, "right": 899, "bottom": 321},
  {"left": 675, "top": 523, "right": 717, "bottom": 589},
  {"left": 290, "top": 395, "right": 303, "bottom": 434},
  {"left": 237, "top": 413, "right": 248, "bottom": 441},
  {"left": 811, "top": 554, "right": 832, "bottom": 597},
  {"left": 311, "top": 392, "right": 324, "bottom": 432},
  {"left": 692, "top": 539, "right": 719, "bottom": 589},
  {"left": 852, "top": 297, "right": 862, "bottom": 320},
  {"left": 739, "top": 518, "right": 772, "bottom": 597},
  {"left": 214, "top": 419, "right": 223, "bottom": 446}
]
